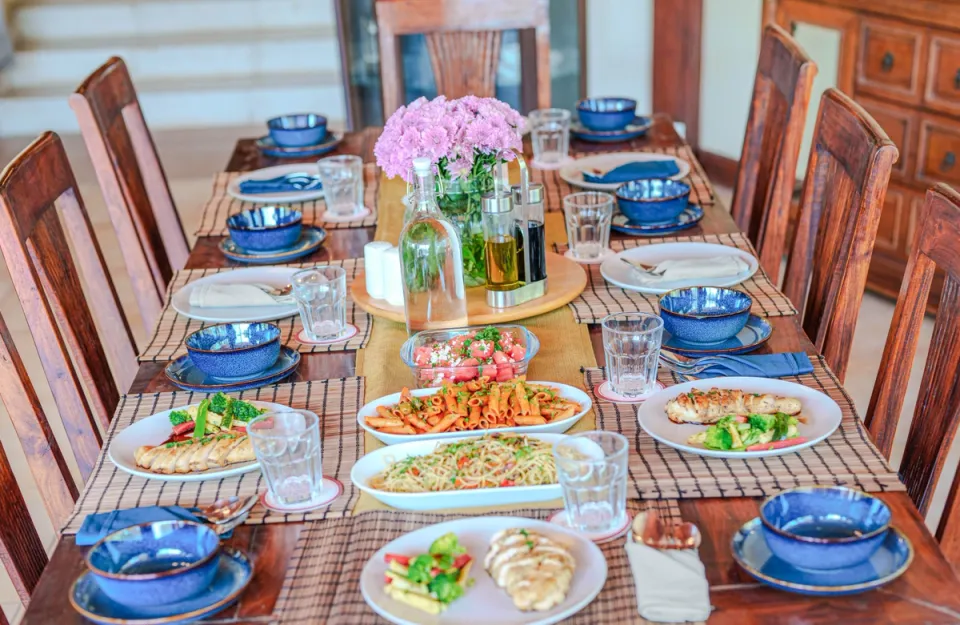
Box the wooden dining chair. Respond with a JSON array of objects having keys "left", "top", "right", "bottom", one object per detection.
[
  {"left": 864, "top": 184, "right": 960, "bottom": 564},
  {"left": 731, "top": 24, "right": 816, "bottom": 278},
  {"left": 782, "top": 88, "right": 898, "bottom": 382},
  {"left": 0, "top": 131, "right": 139, "bottom": 481},
  {"left": 70, "top": 56, "right": 190, "bottom": 333},
  {"left": 374, "top": 0, "right": 551, "bottom": 116}
]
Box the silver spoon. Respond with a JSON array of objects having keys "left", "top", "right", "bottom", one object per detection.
[
  {"left": 198, "top": 495, "right": 258, "bottom": 526},
  {"left": 632, "top": 510, "right": 702, "bottom": 549},
  {"left": 620, "top": 257, "right": 666, "bottom": 277}
]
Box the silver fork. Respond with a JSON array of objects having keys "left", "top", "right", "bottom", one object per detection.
[
  {"left": 658, "top": 352, "right": 709, "bottom": 376},
  {"left": 620, "top": 257, "right": 667, "bottom": 277}
]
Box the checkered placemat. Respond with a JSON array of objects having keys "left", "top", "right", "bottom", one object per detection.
[
  {"left": 194, "top": 164, "right": 380, "bottom": 237},
  {"left": 138, "top": 259, "right": 370, "bottom": 362},
  {"left": 60, "top": 378, "right": 365, "bottom": 534},
  {"left": 273, "top": 501, "right": 689, "bottom": 624},
  {"left": 533, "top": 145, "right": 717, "bottom": 212},
  {"left": 557, "top": 233, "right": 797, "bottom": 323},
  {"left": 585, "top": 357, "right": 904, "bottom": 499}
]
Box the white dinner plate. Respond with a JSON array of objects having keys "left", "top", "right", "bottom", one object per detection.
[
  {"left": 559, "top": 152, "right": 690, "bottom": 191},
  {"left": 227, "top": 163, "right": 325, "bottom": 204},
  {"left": 599, "top": 242, "right": 759, "bottom": 294},
  {"left": 171, "top": 266, "right": 299, "bottom": 323},
  {"left": 360, "top": 516, "right": 606, "bottom": 625},
  {"left": 636, "top": 377, "right": 843, "bottom": 459},
  {"left": 351, "top": 433, "right": 565, "bottom": 511},
  {"left": 108, "top": 400, "right": 289, "bottom": 482},
  {"left": 358, "top": 381, "right": 592, "bottom": 446}
]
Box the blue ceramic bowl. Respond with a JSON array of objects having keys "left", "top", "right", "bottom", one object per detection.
[
  {"left": 616, "top": 179, "right": 691, "bottom": 224},
  {"left": 227, "top": 206, "right": 302, "bottom": 252},
  {"left": 267, "top": 113, "right": 328, "bottom": 147},
  {"left": 576, "top": 97, "right": 637, "bottom": 131},
  {"left": 760, "top": 486, "right": 892, "bottom": 571},
  {"left": 186, "top": 322, "right": 281, "bottom": 379},
  {"left": 86, "top": 521, "right": 221, "bottom": 608},
  {"left": 658, "top": 287, "right": 752, "bottom": 344}
]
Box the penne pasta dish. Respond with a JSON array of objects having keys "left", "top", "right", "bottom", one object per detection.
[{"left": 364, "top": 377, "right": 582, "bottom": 436}]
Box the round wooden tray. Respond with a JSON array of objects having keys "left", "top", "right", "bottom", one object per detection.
[{"left": 352, "top": 252, "right": 587, "bottom": 326}]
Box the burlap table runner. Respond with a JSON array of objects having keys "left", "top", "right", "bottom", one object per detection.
[
  {"left": 584, "top": 357, "right": 904, "bottom": 499},
  {"left": 194, "top": 163, "right": 380, "bottom": 237},
  {"left": 273, "top": 502, "right": 697, "bottom": 624},
  {"left": 556, "top": 233, "right": 798, "bottom": 323},
  {"left": 138, "top": 259, "right": 370, "bottom": 362},
  {"left": 60, "top": 378, "right": 364, "bottom": 534},
  {"left": 531, "top": 144, "right": 716, "bottom": 212}
]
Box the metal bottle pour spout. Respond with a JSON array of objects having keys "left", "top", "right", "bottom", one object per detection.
[{"left": 481, "top": 150, "right": 548, "bottom": 308}]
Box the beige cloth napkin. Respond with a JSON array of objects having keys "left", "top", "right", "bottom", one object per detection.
[
  {"left": 624, "top": 531, "right": 711, "bottom": 623},
  {"left": 626, "top": 255, "right": 749, "bottom": 286},
  {"left": 188, "top": 284, "right": 286, "bottom": 308}
]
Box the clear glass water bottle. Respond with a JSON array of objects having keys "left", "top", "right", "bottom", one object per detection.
[{"left": 399, "top": 157, "right": 468, "bottom": 334}]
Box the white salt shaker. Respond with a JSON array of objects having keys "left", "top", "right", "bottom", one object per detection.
[
  {"left": 363, "top": 241, "right": 392, "bottom": 299},
  {"left": 382, "top": 247, "right": 405, "bottom": 307}
]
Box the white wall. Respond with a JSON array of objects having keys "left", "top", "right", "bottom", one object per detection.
[{"left": 586, "top": 0, "right": 654, "bottom": 113}]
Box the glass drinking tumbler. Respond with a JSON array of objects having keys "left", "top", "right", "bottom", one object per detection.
[
  {"left": 563, "top": 191, "right": 614, "bottom": 260},
  {"left": 317, "top": 155, "right": 363, "bottom": 218},
  {"left": 553, "top": 431, "right": 629, "bottom": 534},
  {"left": 529, "top": 108, "right": 571, "bottom": 166},
  {"left": 292, "top": 266, "right": 347, "bottom": 341},
  {"left": 248, "top": 410, "right": 325, "bottom": 507},
  {"left": 602, "top": 312, "right": 664, "bottom": 398}
]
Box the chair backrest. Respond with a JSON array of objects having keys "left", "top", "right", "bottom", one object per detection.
[
  {"left": 0, "top": 309, "right": 79, "bottom": 605},
  {"left": 375, "top": 0, "right": 551, "bottom": 117},
  {"left": 782, "top": 88, "right": 898, "bottom": 382},
  {"left": 732, "top": 24, "right": 816, "bottom": 277},
  {"left": 0, "top": 132, "right": 139, "bottom": 480},
  {"left": 865, "top": 184, "right": 960, "bottom": 561},
  {"left": 70, "top": 57, "right": 189, "bottom": 333}
]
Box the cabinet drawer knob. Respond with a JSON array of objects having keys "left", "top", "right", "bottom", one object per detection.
[
  {"left": 881, "top": 52, "right": 894, "bottom": 72},
  {"left": 954, "top": 68, "right": 960, "bottom": 89},
  {"left": 941, "top": 151, "right": 956, "bottom": 172}
]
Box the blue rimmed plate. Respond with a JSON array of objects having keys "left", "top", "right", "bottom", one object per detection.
[
  {"left": 571, "top": 116, "right": 653, "bottom": 143},
  {"left": 70, "top": 547, "right": 253, "bottom": 624},
  {"left": 610, "top": 204, "right": 703, "bottom": 236},
  {"left": 731, "top": 518, "right": 913, "bottom": 596},
  {"left": 661, "top": 314, "right": 771, "bottom": 357},
  {"left": 219, "top": 226, "right": 327, "bottom": 264},
  {"left": 165, "top": 346, "right": 300, "bottom": 392},
  {"left": 255, "top": 131, "right": 343, "bottom": 158}
]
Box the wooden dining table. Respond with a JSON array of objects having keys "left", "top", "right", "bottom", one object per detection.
[{"left": 20, "top": 118, "right": 960, "bottom": 624}]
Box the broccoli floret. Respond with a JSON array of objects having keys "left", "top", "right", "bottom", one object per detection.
[
  {"left": 406, "top": 554, "right": 434, "bottom": 584},
  {"left": 169, "top": 410, "right": 190, "bottom": 426},
  {"left": 231, "top": 399, "right": 265, "bottom": 422},
  {"left": 209, "top": 392, "right": 230, "bottom": 415},
  {"left": 429, "top": 532, "right": 466, "bottom": 557},
  {"left": 748, "top": 413, "right": 776, "bottom": 431},
  {"left": 703, "top": 426, "right": 734, "bottom": 450},
  {"left": 428, "top": 572, "right": 464, "bottom": 603}
]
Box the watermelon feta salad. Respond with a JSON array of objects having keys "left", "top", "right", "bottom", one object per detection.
[{"left": 404, "top": 326, "right": 538, "bottom": 387}]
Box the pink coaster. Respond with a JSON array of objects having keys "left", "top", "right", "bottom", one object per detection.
[
  {"left": 547, "top": 510, "right": 632, "bottom": 544},
  {"left": 296, "top": 323, "right": 359, "bottom": 345},
  {"left": 531, "top": 156, "right": 574, "bottom": 170},
  {"left": 564, "top": 247, "right": 616, "bottom": 265},
  {"left": 259, "top": 477, "right": 343, "bottom": 513},
  {"left": 594, "top": 380, "right": 664, "bottom": 404},
  {"left": 321, "top": 206, "right": 372, "bottom": 223}
]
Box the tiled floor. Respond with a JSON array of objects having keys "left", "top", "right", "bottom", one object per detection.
[{"left": 0, "top": 133, "right": 940, "bottom": 621}]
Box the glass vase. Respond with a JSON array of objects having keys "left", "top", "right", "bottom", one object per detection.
[{"left": 436, "top": 174, "right": 493, "bottom": 288}]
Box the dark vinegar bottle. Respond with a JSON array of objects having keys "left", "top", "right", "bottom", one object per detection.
[{"left": 516, "top": 220, "right": 547, "bottom": 282}]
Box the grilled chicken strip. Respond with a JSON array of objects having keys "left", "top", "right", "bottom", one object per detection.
[
  {"left": 486, "top": 529, "right": 576, "bottom": 612},
  {"left": 135, "top": 434, "right": 256, "bottom": 474},
  {"left": 665, "top": 388, "right": 802, "bottom": 424}
]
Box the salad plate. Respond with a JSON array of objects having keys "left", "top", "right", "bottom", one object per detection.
[
  {"left": 358, "top": 381, "right": 592, "bottom": 446},
  {"left": 600, "top": 242, "right": 758, "bottom": 294},
  {"left": 171, "top": 266, "right": 299, "bottom": 323},
  {"left": 559, "top": 152, "right": 690, "bottom": 191},
  {"left": 165, "top": 346, "right": 300, "bottom": 393},
  {"left": 732, "top": 518, "right": 912, "bottom": 596},
  {"left": 636, "top": 377, "right": 842, "bottom": 458},
  {"left": 351, "top": 433, "right": 565, "bottom": 511},
  {"left": 219, "top": 226, "right": 327, "bottom": 264},
  {"left": 662, "top": 314, "right": 772, "bottom": 357},
  {"left": 108, "top": 397, "right": 286, "bottom": 482},
  {"left": 228, "top": 164, "right": 327, "bottom": 204},
  {"left": 609, "top": 205, "right": 703, "bottom": 236},
  {"left": 360, "top": 517, "right": 606, "bottom": 625},
  {"left": 70, "top": 547, "right": 253, "bottom": 624},
  {"left": 571, "top": 116, "right": 653, "bottom": 143},
  {"left": 255, "top": 131, "right": 343, "bottom": 158}
]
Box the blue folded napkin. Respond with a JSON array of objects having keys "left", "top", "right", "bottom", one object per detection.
[
  {"left": 238, "top": 175, "right": 321, "bottom": 194},
  {"left": 77, "top": 506, "right": 202, "bottom": 546},
  {"left": 690, "top": 352, "right": 814, "bottom": 379},
  {"left": 582, "top": 160, "right": 681, "bottom": 184}
]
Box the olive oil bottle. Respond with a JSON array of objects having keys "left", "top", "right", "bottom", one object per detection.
[{"left": 485, "top": 234, "right": 519, "bottom": 291}]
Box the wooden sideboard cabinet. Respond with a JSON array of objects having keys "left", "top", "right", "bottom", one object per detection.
[{"left": 765, "top": 0, "right": 960, "bottom": 310}]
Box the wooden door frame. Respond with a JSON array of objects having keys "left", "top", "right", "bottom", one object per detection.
[{"left": 653, "top": 0, "right": 703, "bottom": 149}]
